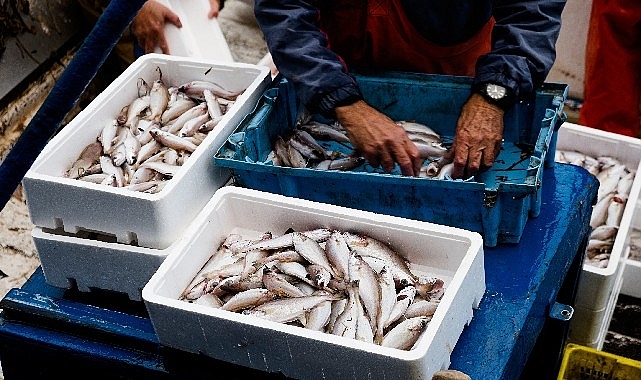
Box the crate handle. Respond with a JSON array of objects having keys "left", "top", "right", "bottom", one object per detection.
[{"left": 549, "top": 302, "right": 573, "bottom": 321}]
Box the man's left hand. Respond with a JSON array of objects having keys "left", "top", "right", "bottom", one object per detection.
[{"left": 450, "top": 93, "right": 505, "bottom": 179}]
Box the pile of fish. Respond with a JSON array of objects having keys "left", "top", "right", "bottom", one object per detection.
[
  {"left": 182, "top": 227, "right": 445, "bottom": 351},
  {"left": 555, "top": 150, "right": 636, "bottom": 268},
  {"left": 268, "top": 118, "right": 454, "bottom": 178},
  {"left": 64, "top": 67, "right": 244, "bottom": 193}
]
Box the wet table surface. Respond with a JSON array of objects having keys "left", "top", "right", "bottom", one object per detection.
[{"left": 0, "top": 163, "right": 599, "bottom": 380}]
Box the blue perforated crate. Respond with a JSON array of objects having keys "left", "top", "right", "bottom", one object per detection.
[{"left": 214, "top": 72, "right": 568, "bottom": 246}]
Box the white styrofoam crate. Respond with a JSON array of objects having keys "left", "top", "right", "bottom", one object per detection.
[
  {"left": 23, "top": 54, "right": 271, "bottom": 249},
  {"left": 621, "top": 201, "right": 641, "bottom": 298},
  {"left": 142, "top": 187, "right": 485, "bottom": 380},
  {"left": 31, "top": 226, "right": 176, "bottom": 301},
  {"left": 567, "top": 264, "right": 623, "bottom": 350},
  {"left": 155, "top": 0, "right": 233, "bottom": 61},
  {"left": 555, "top": 122, "right": 641, "bottom": 311}
]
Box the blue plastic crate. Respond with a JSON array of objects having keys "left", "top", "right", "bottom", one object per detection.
[{"left": 214, "top": 72, "right": 568, "bottom": 246}]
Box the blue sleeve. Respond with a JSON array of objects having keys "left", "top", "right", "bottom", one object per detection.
[
  {"left": 474, "top": 0, "right": 567, "bottom": 99},
  {"left": 254, "top": 0, "right": 363, "bottom": 116}
]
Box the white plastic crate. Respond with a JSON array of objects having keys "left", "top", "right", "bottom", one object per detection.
[
  {"left": 142, "top": 187, "right": 485, "bottom": 380},
  {"left": 154, "top": 0, "right": 233, "bottom": 61},
  {"left": 555, "top": 122, "right": 641, "bottom": 311},
  {"left": 621, "top": 201, "right": 641, "bottom": 298},
  {"left": 23, "top": 54, "right": 271, "bottom": 249},
  {"left": 31, "top": 226, "right": 172, "bottom": 301},
  {"left": 567, "top": 264, "right": 624, "bottom": 349}
]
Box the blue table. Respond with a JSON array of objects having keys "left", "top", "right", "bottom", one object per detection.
[{"left": 0, "top": 163, "right": 598, "bottom": 379}]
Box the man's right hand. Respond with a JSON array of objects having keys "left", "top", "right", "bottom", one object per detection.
[{"left": 335, "top": 100, "right": 423, "bottom": 176}]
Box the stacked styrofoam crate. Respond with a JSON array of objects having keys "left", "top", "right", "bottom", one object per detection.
[
  {"left": 555, "top": 122, "right": 641, "bottom": 349},
  {"left": 143, "top": 187, "right": 486, "bottom": 380},
  {"left": 23, "top": 54, "right": 271, "bottom": 300},
  {"left": 621, "top": 202, "right": 641, "bottom": 299}
]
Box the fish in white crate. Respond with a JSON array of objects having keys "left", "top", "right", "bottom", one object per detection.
[
  {"left": 180, "top": 227, "right": 447, "bottom": 351},
  {"left": 64, "top": 67, "right": 243, "bottom": 193},
  {"left": 556, "top": 150, "right": 636, "bottom": 268}
]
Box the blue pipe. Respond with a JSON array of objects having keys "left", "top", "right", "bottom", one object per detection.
[{"left": 0, "top": 0, "right": 147, "bottom": 211}]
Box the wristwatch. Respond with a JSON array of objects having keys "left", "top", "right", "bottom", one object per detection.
[{"left": 474, "top": 83, "right": 515, "bottom": 111}]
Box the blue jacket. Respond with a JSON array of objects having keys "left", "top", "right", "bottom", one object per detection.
[{"left": 254, "top": 0, "right": 566, "bottom": 115}]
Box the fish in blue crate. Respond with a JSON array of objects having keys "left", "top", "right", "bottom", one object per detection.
[{"left": 263, "top": 112, "right": 462, "bottom": 180}]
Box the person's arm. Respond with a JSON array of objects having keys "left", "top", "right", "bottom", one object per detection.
[
  {"left": 451, "top": 0, "right": 566, "bottom": 179},
  {"left": 474, "top": 0, "right": 566, "bottom": 100},
  {"left": 254, "top": 0, "right": 423, "bottom": 176},
  {"left": 254, "top": 0, "right": 362, "bottom": 115}
]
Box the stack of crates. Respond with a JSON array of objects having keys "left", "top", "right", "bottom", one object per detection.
[
  {"left": 554, "top": 123, "right": 641, "bottom": 349},
  {"left": 21, "top": 54, "right": 272, "bottom": 300}
]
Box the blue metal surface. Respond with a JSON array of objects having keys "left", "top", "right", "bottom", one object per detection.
[
  {"left": 0, "top": 163, "right": 598, "bottom": 379},
  {"left": 450, "top": 162, "right": 598, "bottom": 379}
]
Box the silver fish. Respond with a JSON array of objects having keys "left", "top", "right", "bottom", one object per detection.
[
  {"left": 161, "top": 97, "right": 198, "bottom": 125},
  {"left": 305, "top": 290, "right": 334, "bottom": 331},
  {"left": 376, "top": 266, "right": 397, "bottom": 344},
  {"left": 381, "top": 316, "right": 430, "bottom": 350},
  {"left": 244, "top": 294, "right": 339, "bottom": 324},
  {"left": 66, "top": 141, "right": 103, "bottom": 179},
  {"left": 179, "top": 80, "right": 244, "bottom": 101},
  {"left": 220, "top": 288, "right": 275, "bottom": 312},
  {"left": 150, "top": 128, "right": 198, "bottom": 153},
  {"left": 348, "top": 252, "right": 380, "bottom": 330},
  {"left": 324, "top": 231, "right": 350, "bottom": 280},
  {"left": 100, "top": 119, "right": 120, "bottom": 154},
  {"left": 293, "top": 232, "right": 336, "bottom": 277},
  {"left": 149, "top": 79, "right": 170, "bottom": 122},
  {"left": 343, "top": 232, "right": 417, "bottom": 287},
  {"left": 262, "top": 268, "right": 308, "bottom": 298},
  {"left": 384, "top": 285, "right": 416, "bottom": 329},
  {"left": 404, "top": 299, "right": 439, "bottom": 319}
]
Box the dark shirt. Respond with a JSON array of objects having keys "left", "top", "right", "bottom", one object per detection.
[{"left": 254, "top": 0, "right": 566, "bottom": 115}]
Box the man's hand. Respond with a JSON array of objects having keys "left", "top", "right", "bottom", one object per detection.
[
  {"left": 131, "top": 1, "right": 182, "bottom": 54},
  {"left": 207, "top": 0, "right": 222, "bottom": 18},
  {"left": 450, "top": 93, "right": 505, "bottom": 179},
  {"left": 335, "top": 100, "right": 423, "bottom": 176}
]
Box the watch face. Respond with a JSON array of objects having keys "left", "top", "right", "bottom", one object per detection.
[{"left": 486, "top": 84, "right": 506, "bottom": 100}]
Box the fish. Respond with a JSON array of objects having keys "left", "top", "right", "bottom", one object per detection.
[
  {"left": 384, "top": 285, "right": 416, "bottom": 329},
  {"left": 239, "top": 228, "right": 332, "bottom": 253},
  {"left": 65, "top": 141, "right": 103, "bottom": 179},
  {"left": 343, "top": 232, "right": 417, "bottom": 287},
  {"left": 305, "top": 290, "right": 334, "bottom": 331},
  {"left": 148, "top": 78, "right": 170, "bottom": 122},
  {"left": 381, "top": 316, "right": 430, "bottom": 350},
  {"left": 293, "top": 232, "right": 336, "bottom": 277},
  {"left": 244, "top": 294, "right": 339, "bottom": 324},
  {"left": 219, "top": 288, "right": 276, "bottom": 312},
  {"left": 324, "top": 231, "right": 351, "bottom": 280},
  {"left": 376, "top": 265, "right": 397, "bottom": 344},
  {"left": 125, "top": 94, "right": 151, "bottom": 129},
  {"left": 150, "top": 128, "right": 199, "bottom": 152},
  {"left": 348, "top": 252, "right": 381, "bottom": 331},
  {"left": 203, "top": 88, "right": 223, "bottom": 119},
  {"left": 262, "top": 268, "right": 308, "bottom": 298},
  {"left": 178, "top": 80, "right": 244, "bottom": 101}
]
